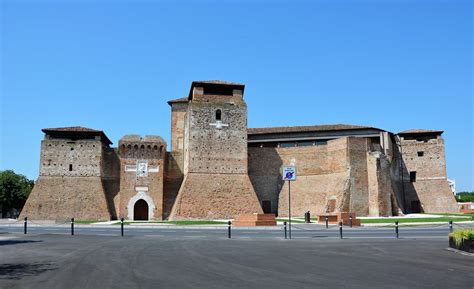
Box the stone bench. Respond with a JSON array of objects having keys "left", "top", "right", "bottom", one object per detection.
[{"left": 318, "top": 212, "right": 361, "bottom": 226}]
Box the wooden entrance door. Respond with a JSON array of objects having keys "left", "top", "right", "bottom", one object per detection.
[{"left": 134, "top": 199, "right": 149, "bottom": 221}]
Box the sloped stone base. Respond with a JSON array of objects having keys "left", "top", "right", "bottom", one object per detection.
[
  {"left": 19, "top": 176, "right": 111, "bottom": 221},
  {"left": 169, "top": 173, "right": 263, "bottom": 220},
  {"left": 414, "top": 180, "right": 459, "bottom": 213}
]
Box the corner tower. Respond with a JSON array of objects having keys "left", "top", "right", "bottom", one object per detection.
[
  {"left": 396, "top": 129, "right": 458, "bottom": 213},
  {"left": 20, "top": 127, "right": 118, "bottom": 221},
  {"left": 169, "top": 81, "right": 263, "bottom": 219}
]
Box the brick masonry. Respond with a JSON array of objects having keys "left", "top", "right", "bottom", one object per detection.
[{"left": 20, "top": 81, "right": 459, "bottom": 220}]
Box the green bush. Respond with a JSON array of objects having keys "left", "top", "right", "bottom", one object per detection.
[
  {"left": 449, "top": 229, "right": 474, "bottom": 247},
  {"left": 455, "top": 191, "right": 474, "bottom": 202}
]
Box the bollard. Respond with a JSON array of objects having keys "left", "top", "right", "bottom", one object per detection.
[
  {"left": 121, "top": 218, "right": 124, "bottom": 237},
  {"left": 325, "top": 216, "right": 329, "bottom": 229},
  {"left": 24, "top": 217, "right": 27, "bottom": 234},
  {"left": 395, "top": 221, "right": 399, "bottom": 239},
  {"left": 349, "top": 213, "right": 353, "bottom": 228},
  {"left": 228, "top": 221, "right": 232, "bottom": 239},
  {"left": 284, "top": 221, "right": 287, "bottom": 239},
  {"left": 71, "top": 218, "right": 74, "bottom": 236},
  {"left": 339, "top": 222, "right": 343, "bottom": 239},
  {"left": 449, "top": 220, "right": 453, "bottom": 233}
]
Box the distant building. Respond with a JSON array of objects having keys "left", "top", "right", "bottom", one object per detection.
[{"left": 20, "top": 81, "right": 459, "bottom": 221}]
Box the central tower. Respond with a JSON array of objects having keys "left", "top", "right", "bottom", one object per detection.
[{"left": 169, "top": 81, "right": 262, "bottom": 219}]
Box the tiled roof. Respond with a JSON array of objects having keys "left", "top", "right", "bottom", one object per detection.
[
  {"left": 248, "top": 124, "right": 381, "bottom": 135},
  {"left": 42, "top": 126, "right": 112, "bottom": 145},
  {"left": 167, "top": 97, "right": 189, "bottom": 105},
  {"left": 398, "top": 129, "right": 444, "bottom": 135},
  {"left": 193, "top": 80, "right": 244, "bottom": 86},
  {"left": 42, "top": 126, "right": 102, "bottom": 133}
]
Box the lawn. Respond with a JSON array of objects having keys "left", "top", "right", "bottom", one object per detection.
[
  {"left": 360, "top": 216, "right": 472, "bottom": 224},
  {"left": 74, "top": 220, "right": 102, "bottom": 224},
  {"left": 119, "top": 220, "right": 228, "bottom": 226},
  {"left": 276, "top": 218, "right": 306, "bottom": 224}
]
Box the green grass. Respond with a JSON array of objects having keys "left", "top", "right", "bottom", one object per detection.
[
  {"left": 74, "top": 220, "right": 102, "bottom": 224},
  {"left": 118, "top": 220, "right": 228, "bottom": 226},
  {"left": 361, "top": 217, "right": 472, "bottom": 224},
  {"left": 276, "top": 218, "right": 306, "bottom": 224}
]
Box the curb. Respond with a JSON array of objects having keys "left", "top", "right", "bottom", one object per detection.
[{"left": 445, "top": 247, "right": 474, "bottom": 257}]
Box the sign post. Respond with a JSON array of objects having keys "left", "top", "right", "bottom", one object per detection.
[{"left": 282, "top": 166, "right": 296, "bottom": 239}]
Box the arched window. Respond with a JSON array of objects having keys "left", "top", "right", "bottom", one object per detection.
[{"left": 216, "top": 109, "right": 222, "bottom": 121}]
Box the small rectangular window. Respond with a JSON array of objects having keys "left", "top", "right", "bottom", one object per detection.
[
  {"left": 69, "top": 164, "right": 73, "bottom": 171},
  {"left": 410, "top": 171, "right": 416, "bottom": 182},
  {"left": 417, "top": 151, "right": 424, "bottom": 157}
]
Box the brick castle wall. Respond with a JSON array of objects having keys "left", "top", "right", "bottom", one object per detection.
[
  {"left": 117, "top": 136, "right": 165, "bottom": 220},
  {"left": 20, "top": 139, "right": 114, "bottom": 221},
  {"left": 250, "top": 137, "right": 400, "bottom": 217},
  {"left": 398, "top": 135, "right": 458, "bottom": 213}
]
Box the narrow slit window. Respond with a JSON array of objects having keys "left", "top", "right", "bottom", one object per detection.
[
  {"left": 69, "top": 164, "right": 73, "bottom": 171},
  {"left": 410, "top": 171, "right": 416, "bottom": 182},
  {"left": 216, "top": 109, "right": 222, "bottom": 121}
]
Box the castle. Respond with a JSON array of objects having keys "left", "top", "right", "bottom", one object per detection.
[{"left": 20, "top": 80, "right": 459, "bottom": 221}]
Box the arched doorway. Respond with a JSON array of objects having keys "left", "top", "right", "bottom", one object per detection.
[{"left": 134, "top": 199, "right": 149, "bottom": 221}]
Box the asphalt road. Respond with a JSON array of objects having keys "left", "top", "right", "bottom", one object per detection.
[
  {"left": 0, "top": 233, "right": 472, "bottom": 289},
  {"left": 0, "top": 223, "right": 469, "bottom": 240}
]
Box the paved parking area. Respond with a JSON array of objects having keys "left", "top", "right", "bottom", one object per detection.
[
  {"left": 2, "top": 222, "right": 469, "bottom": 239},
  {"left": 0, "top": 233, "right": 472, "bottom": 289}
]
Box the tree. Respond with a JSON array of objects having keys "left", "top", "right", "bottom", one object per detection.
[
  {"left": 455, "top": 192, "right": 474, "bottom": 203},
  {"left": 0, "top": 170, "right": 34, "bottom": 218}
]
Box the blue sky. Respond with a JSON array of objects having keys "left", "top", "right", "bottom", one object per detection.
[{"left": 1, "top": 0, "right": 472, "bottom": 191}]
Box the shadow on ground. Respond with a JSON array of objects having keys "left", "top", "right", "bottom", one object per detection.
[
  {"left": 0, "top": 240, "right": 42, "bottom": 246},
  {"left": 0, "top": 262, "right": 57, "bottom": 280}
]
